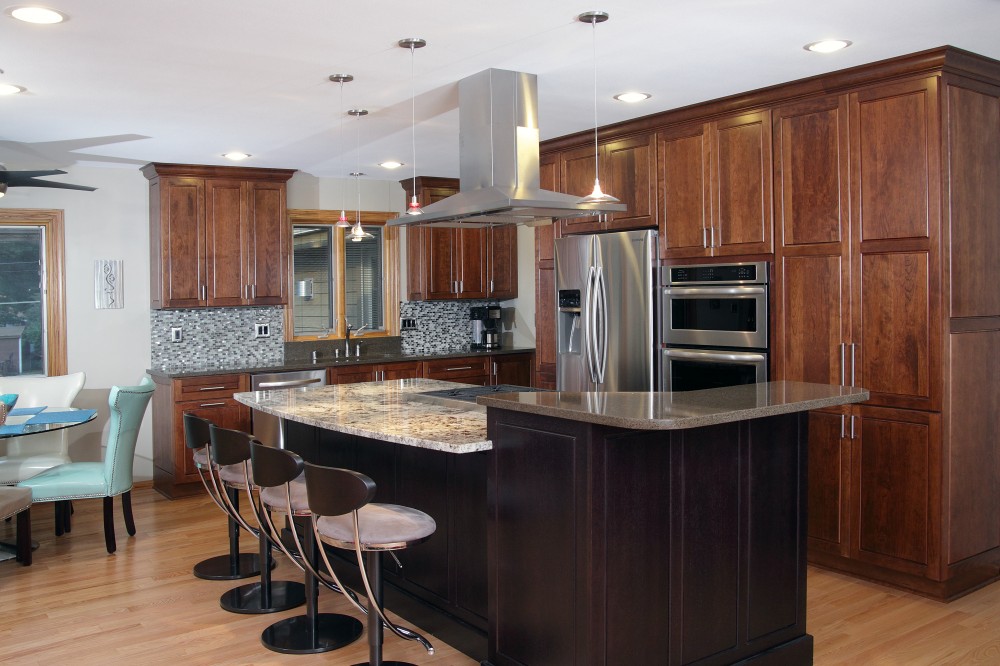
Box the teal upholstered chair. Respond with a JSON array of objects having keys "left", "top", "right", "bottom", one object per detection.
[{"left": 18, "top": 377, "right": 154, "bottom": 554}]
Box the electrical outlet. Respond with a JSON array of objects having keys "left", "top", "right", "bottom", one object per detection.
[
  {"left": 170, "top": 327, "right": 183, "bottom": 343},
  {"left": 255, "top": 323, "right": 270, "bottom": 338}
]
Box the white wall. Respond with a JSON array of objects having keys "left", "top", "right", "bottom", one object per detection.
[{"left": 0, "top": 165, "right": 539, "bottom": 478}]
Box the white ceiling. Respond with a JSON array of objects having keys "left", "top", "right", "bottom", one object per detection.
[{"left": 2, "top": 0, "right": 999, "bottom": 186}]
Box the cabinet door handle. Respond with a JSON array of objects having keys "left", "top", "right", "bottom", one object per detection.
[
  {"left": 702, "top": 227, "right": 708, "bottom": 249},
  {"left": 200, "top": 284, "right": 207, "bottom": 301},
  {"left": 251, "top": 284, "right": 256, "bottom": 300},
  {"left": 198, "top": 386, "right": 227, "bottom": 391},
  {"left": 490, "top": 279, "right": 494, "bottom": 294},
  {"left": 850, "top": 344, "right": 857, "bottom": 387},
  {"left": 850, "top": 414, "right": 856, "bottom": 440},
  {"left": 445, "top": 366, "right": 473, "bottom": 371},
  {"left": 709, "top": 226, "right": 715, "bottom": 248},
  {"left": 198, "top": 402, "right": 226, "bottom": 408},
  {"left": 840, "top": 414, "right": 846, "bottom": 439},
  {"left": 840, "top": 343, "right": 846, "bottom": 386},
  {"left": 460, "top": 280, "right": 464, "bottom": 293},
  {"left": 493, "top": 361, "right": 497, "bottom": 377}
]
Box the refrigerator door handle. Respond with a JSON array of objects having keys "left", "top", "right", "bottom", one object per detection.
[
  {"left": 596, "top": 265, "right": 608, "bottom": 384},
  {"left": 585, "top": 265, "right": 598, "bottom": 384}
]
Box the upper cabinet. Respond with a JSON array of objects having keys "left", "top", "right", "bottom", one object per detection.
[
  {"left": 143, "top": 163, "right": 295, "bottom": 309},
  {"left": 656, "top": 110, "right": 773, "bottom": 259},
  {"left": 557, "top": 132, "right": 657, "bottom": 236},
  {"left": 403, "top": 177, "right": 517, "bottom": 301}
]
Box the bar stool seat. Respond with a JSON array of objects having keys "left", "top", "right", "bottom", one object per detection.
[
  {"left": 316, "top": 505, "right": 436, "bottom": 551},
  {"left": 218, "top": 461, "right": 253, "bottom": 487}
]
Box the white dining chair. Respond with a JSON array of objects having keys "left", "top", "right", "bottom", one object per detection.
[{"left": 0, "top": 372, "right": 86, "bottom": 485}]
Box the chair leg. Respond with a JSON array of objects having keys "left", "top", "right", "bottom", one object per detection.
[
  {"left": 16, "top": 508, "right": 31, "bottom": 566},
  {"left": 122, "top": 490, "right": 136, "bottom": 536},
  {"left": 54, "top": 501, "right": 66, "bottom": 537},
  {"left": 103, "top": 496, "right": 117, "bottom": 554},
  {"left": 62, "top": 500, "right": 72, "bottom": 533}
]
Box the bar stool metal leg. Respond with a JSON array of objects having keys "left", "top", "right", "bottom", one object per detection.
[{"left": 193, "top": 487, "right": 270, "bottom": 580}]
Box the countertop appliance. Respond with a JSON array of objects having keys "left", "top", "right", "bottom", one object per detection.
[
  {"left": 470, "top": 305, "right": 502, "bottom": 350},
  {"left": 418, "top": 383, "right": 550, "bottom": 408},
  {"left": 659, "top": 261, "right": 769, "bottom": 392},
  {"left": 249, "top": 369, "right": 326, "bottom": 447},
  {"left": 554, "top": 229, "right": 657, "bottom": 392}
]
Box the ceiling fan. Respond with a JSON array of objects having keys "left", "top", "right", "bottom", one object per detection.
[{"left": 0, "top": 164, "right": 97, "bottom": 198}]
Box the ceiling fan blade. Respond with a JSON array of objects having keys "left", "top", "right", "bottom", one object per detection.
[
  {"left": 10, "top": 177, "right": 97, "bottom": 191},
  {"left": 2, "top": 169, "right": 69, "bottom": 184}
]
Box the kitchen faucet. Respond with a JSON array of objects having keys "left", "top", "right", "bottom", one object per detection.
[{"left": 345, "top": 323, "right": 368, "bottom": 356}]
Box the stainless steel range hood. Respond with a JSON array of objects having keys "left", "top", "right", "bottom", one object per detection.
[{"left": 388, "top": 68, "right": 625, "bottom": 228}]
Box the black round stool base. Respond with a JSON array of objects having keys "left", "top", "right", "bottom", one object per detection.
[
  {"left": 219, "top": 580, "right": 306, "bottom": 614},
  {"left": 193, "top": 553, "right": 273, "bottom": 581},
  {"left": 351, "top": 662, "right": 420, "bottom": 666},
  {"left": 261, "top": 613, "right": 364, "bottom": 654}
]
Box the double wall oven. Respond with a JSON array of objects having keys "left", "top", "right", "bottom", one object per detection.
[{"left": 659, "top": 262, "right": 769, "bottom": 392}]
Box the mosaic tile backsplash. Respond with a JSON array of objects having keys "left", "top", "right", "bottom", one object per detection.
[
  {"left": 150, "top": 306, "right": 285, "bottom": 369},
  {"left": 400, "top": 300, "right": 499, "bottom": 354}
]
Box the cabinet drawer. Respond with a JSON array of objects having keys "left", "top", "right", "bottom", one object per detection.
[
  {"left": 423, "top": 357, "right": 491, "bottom": 383},
  {"left": 176, "top": 374, "right": 247, "bottom": 400}
]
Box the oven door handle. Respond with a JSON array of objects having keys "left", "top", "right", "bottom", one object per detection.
[
  {"left": 662, "top": 286, "right": 767, "bottom": 297},
  {"left": 662, "top": 348, "right": 768, "bottom": 364}
]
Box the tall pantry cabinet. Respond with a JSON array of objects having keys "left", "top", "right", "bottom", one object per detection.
[{"left": 773, "top": 56, "right": 1000, "bottom": 598}]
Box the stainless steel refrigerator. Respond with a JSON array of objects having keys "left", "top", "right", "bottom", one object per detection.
[{"left": 554, "top": 229, "right": 657, "bottom": 392}]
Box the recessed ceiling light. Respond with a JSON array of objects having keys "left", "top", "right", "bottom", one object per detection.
[
  {"left": 8, "top": 6, "right": 67, "bottom": 24},
  {"left": 804, "top": 39, "right": 852, "bottom": 54},
  {"left": 614, "top": 92, "right": 651, "bottom": 103},
  {"left": 222, "top": 151, "right": 251, "bottom": 161},
  {"left": 0, "top": 83, "right": 25, "bottom": 95},
  {"left": 379, "top": 161, "right": 404, "bottom": 169}
]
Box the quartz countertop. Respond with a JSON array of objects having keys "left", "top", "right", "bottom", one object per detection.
[
  {"left": 149, "top": 346, "right": 535, "bottom": 379},
  {"left": 477, "top": 380, "right": 869, "bottom": 430},
  {"left": 234, "top": 378, "right": 869, "bottom": 453}
]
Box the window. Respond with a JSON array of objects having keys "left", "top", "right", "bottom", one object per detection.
[
  {"left": 0, "top": 209, "right": 67, "bottom": 376},
  {"left": 286, "top": 210, "right": 399, "bottom": 341}
]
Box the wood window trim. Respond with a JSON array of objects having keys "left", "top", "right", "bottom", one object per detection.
[
  {"left": 285, "top": 209, "right": 400, "bottom": 342},
  {"left": 0, "top": 208, "right": 67, "bottom": 376}
]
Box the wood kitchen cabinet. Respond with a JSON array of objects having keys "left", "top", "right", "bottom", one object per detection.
[
  {"left": 151, "top": 373, "right": 251, "bottom": 499},
  {"left": 142, "top": 163, "right": 294, "bottom": 309},
  {"left": 403, "top": 177, "right": 517, "bottom": 301},
  {"left": 422, "top": 356, "right": 491, "bottom": 386},
  {"left": 534, "top": 152, "right": 559, "bottom": 389},
  {"left": 490, "top": 352, "right": 533, "bottom": 386},
  {"left": 773, "top": 64, "right": 1000, "bottom": 598},
  {"left": 656, "top": 111, "right": 772, "bottom": 259},
  {"left": 558, "top": 133, "right": 656, "bottom": 236},
  {"left": 328, "top": 361, "right": 422, "bottom": 384}
]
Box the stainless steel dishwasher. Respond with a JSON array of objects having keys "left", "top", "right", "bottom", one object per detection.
[{"left": 249, "top": 369, "right": 326, "bottom": 447}]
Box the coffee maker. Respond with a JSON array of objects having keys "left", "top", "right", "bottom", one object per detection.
[{"left": 470, "top": 305, "right": 502, "bottom": 349}]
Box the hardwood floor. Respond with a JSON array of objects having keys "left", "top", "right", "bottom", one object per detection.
[{"left": 1, "top": 485, "right": 999, "bottom": 665}]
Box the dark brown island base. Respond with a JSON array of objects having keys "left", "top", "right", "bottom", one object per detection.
[{"left": 236, "top": 379, "right": 868, "bottom": 666}]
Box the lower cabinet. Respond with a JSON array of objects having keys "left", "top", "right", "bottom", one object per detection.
[
  {"left": 328, "top": 360, "right": 422, "bottom": 384},
  {"left": 490, "top": 352, "right": 533, "bottom": 386},
  {"left": 423, "top": 356, "right": 491, "bottom": 385},
  {"left": 808, "top": 404, "right": 944, "bottom": 592},
  {"left": 151, "top": 373, "right": 250, "bottom": 499}
]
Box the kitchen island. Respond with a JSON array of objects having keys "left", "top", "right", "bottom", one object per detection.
[{"left": 236, "top": 379, "right": 868, "bottom": 665}]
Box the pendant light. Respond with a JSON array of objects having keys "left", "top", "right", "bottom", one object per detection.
[
  {"left": 329, "top": 73, "right": 354, "bottom": 227},
  {"left": 348, "top": 108, "right": 374, "bottom": 242},
  {"left": 577, "top": 11, "right": 619, "bottom": 204},
  {"left": 398, "top": 37, "right": 427, "bottom": 216}
]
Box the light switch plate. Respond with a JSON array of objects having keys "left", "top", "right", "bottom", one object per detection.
[
  {"left": 170, "top": 327, "right": 183, "bottom": 343},
  {"left": 255, "top": 323, "right": 270, "bottom": 338}
]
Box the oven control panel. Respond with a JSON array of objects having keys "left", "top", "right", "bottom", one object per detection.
[{"left": 663, "top": 262, "right": 768, "bottom": 286}]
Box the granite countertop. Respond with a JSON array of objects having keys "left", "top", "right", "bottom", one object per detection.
[
  {"left": 148, "top": 346, "right": 536, "bottom": 379},
  {"left": 477, "top": 381, "right": 870, "bottom": 430},
  {"left": 234, "top": 378, "right": 491, "bottom": 454},
  {"left": 234, "top": 378, "right": 869, "bottom": 454}
]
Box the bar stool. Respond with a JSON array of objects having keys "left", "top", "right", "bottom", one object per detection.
[
  {"left": 183, "top": 414, "right": 266, "bottom": 580},
  {"left": 209, "top": 424, "right": 305, "bottom": 614},
  {"left": 248, "top": 442, "right": 362, "bottom": 653},
  {"left": 304, "top": 462, "right": 436, "bottom": 666}
]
